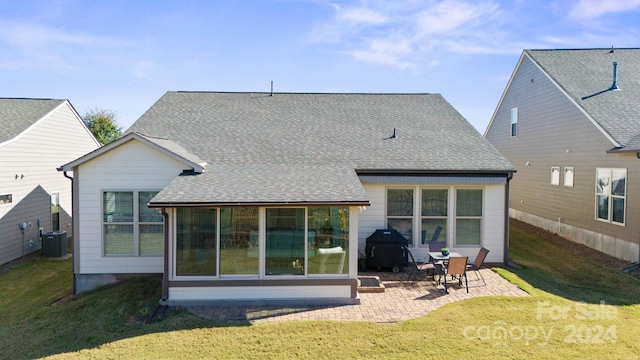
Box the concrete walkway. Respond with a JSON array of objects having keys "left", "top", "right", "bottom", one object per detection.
[{"left": 187, "top": 268, "right": 528, "bottom": 324}]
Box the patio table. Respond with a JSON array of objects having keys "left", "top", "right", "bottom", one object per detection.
[{"left": 427, "top": 252, "right": 462, "bottom": 285}]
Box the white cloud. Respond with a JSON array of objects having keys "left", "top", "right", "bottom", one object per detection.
[
  {"left": 0, "top": 20, "right": 130, "bottom": 73},
  {"left": 310, "top": 0, "right": 507, "bottom": 69},
  {"left": 569, "top": 0, "right": 640, "bottom": 19},
  {"left": 334, "top": 4, "right": 389, "bottom": 25},
  {"left": 415, "top": 0, "right": 499, "bottom": 35}
]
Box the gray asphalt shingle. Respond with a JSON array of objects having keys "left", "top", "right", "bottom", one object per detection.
[
  {"left": 526, "top": 48, "right": 640, "bottom": 149},
  {"left": 126, "top": 92, "right": 514, "bottom": 205},
  {"left": 0, "top": 98, "right": 65, "bottom": 143}
]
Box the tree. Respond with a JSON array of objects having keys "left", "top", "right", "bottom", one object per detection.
[{"left": 83, "top": 108, "right": 122, "bottom": 145}]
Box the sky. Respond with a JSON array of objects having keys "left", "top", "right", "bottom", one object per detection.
[{"left": 2, "top": 0, "right": 640, "bottom": 133}]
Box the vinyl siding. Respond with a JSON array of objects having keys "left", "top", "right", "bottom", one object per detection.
[
  {"left": 359, "top": 182, "right": 506, "bottom": 263},
  {"left": 0, "top": 102, "right": 99, "bottom": 265},
  {"left": 486, "top": 54, "right": 640, "bottom": 260},
  {"left": 75, "top": 140, "right": 188, "bottom": 274}
]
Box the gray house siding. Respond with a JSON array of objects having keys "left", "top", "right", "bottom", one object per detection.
[
  {"left": 486, "top": 53, "right": 640, "bottom": 262},
  {"left": 0, "top": 100, "right": 100, "bottom": 265}
]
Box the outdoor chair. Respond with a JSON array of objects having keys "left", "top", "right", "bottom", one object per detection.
[
  {"left": 423, "top": 226, "right": 443, "bottom": 246},
  {"left": 428, "top": 240, "right": 446, "bottom": 264},
  {"left": 443, "top": 256, "right": 468, "bottom": 293},
  {"left": 467, "top": 247, "right": 489, "bottom": 284},
  {"left": 405, "top": 246, "right": 440, "bottom": 282}
]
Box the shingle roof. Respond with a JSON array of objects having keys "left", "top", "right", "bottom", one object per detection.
[
  {"left": 127, "top": 92, "right": 514, "bottom": 205},
  {"left": 150, "top": 164, "right": 369, "bottom": 206},
  {"left": 0, "top": 98, "right": 65, "bottom": 143},
  {"left": 525, "top": 48, "right": 640, "bottom": 150}
]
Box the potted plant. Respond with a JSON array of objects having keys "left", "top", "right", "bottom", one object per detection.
[{"left": 441, "top": 247, "right": 449, "bottom": 256}]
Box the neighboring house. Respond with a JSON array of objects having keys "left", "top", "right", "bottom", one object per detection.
[
  {"left": 485, "top": 48, "right": 640, "bottom": 263},
  {"left": 60, "top": 91, "right": 515, "bottom": 305},
  {"left": 0, "top": 98, "right": 101, "bottom": 265}
]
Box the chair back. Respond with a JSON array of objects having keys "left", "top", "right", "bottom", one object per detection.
[
  {"left": 473, "top": 247, "right": 490, "bottom": 269},
  {"left": 447, "top": 257, "right": 468, "bottom": 275},
  {"left": 430, "top": 226, "right": 443, "bottom": 241},
  {"left": 429, "top": 241, "right": 446, "bottom": 252},
  {"left": 404, "top": 246, "right": 418, "bottom": 267}
]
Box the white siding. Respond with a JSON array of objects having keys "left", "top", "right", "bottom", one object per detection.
[
  {"left": 359, "top": 183, "right": 506, "bottom": 263},
  {"left": 0, "top": 102, "right": 100, "bottom": 265},
  {"left": 76, "top": 140, "right": 188, "bottom": 274}
]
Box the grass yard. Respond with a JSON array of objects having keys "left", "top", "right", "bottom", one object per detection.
[{"left": 1, "top": 219, "right": 639, "bottom": 359}]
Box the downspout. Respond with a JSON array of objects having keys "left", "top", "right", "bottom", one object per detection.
[
  {"left": 62, "top": 170, "right": 76, "bottom": 295},
  {"left": 504, "top": 172, "right": 514, "bottom": 267},
  {"left": 161, "top": 208, "right": 169, "bottom": 302}
]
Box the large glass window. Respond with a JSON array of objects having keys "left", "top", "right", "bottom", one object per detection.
[
  {"left": 174, "top": 206, "right": 350, "bottom": 278},
  {"left": 308, "top": 207, "right": 349, "bottom": 275},
  {"left": 220, "top": 207, "right": 259, "bottom": 275},
  {"left": 176, "top": 208, "right": 217, "bottom": 276},
  {"left": 596, "top": 168, "right": 626, "bottom": 225},
  {"left": 265, "top": 208, "right": 306, "bottom": 275},
  {"left": 103, "top": 191, "right": 163, "bottom": 256},
  {"left": 455, "top": 189, "right": 483, "bottom": 246},
  {"left": 387, "top": 189, "right": 413, "bottom": 243}
]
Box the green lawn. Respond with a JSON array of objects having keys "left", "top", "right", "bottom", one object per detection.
[{"left": 1, "top": 220, "right": 639, "bottom": 359}]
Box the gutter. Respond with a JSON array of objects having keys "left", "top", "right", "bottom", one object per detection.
[
  {"left": 504, "top": 172, "right": 514, "bottom": 266},
  {"left": 161, "top": 208, "right": 169, "bottom": 302},
  {"left": 61, "top": 170, "right": 76, "bottom": 295}
]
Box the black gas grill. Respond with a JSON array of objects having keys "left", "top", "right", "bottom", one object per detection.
[{"left": 365, "top": 229, "right": 409, "bottom": 272}]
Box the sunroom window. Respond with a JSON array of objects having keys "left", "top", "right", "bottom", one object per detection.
[
  {"left": 176, "top": 208, "right": 217, "bottom": 276},
  {"left": 175, "top": 206, "right": 349, "bottom": 278}
]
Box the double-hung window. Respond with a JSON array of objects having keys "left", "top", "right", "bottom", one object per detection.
[
  {"left": 421, "top": 189, "right": 448, "bottom": 246},
  {"left": 386, "top": 189, "right": 414, "bottom": 243},
  {"left": 596, "top": 168, "right": 626, "bottom": 225},
  {"left": 103, "top": 190, "right": 163, "bottom": 256},
  {"left": 455, "top": 189, "right": 483, "bottom": 246}
]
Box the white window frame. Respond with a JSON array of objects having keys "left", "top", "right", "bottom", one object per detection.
[
  {"left": 551, "top": 167, "right": 560, "bottom": 186},
  {"left": 453, "top": 187, "right": 484, "bottom": 247},
  {"left": 102, "top": 190, "right": 163, "bottom": 257},
  {"left": 419, "top": 188, "right": 448, "bottom": 247},
  {"left": 563, "top": 167, "right": 574, "bottom": 187},
  {"left": 385, "top": 187, "right": 415, "bottom": 246},
  {"left": 595, "top": 168, "right": 626, "bottom": 225}
]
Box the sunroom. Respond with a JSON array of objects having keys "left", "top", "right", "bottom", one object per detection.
[{"left": 148, "top": 164, "right": 370, "bottom": 305}]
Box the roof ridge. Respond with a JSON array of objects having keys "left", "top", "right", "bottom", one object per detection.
[{"left": 173, "top": 91, "right": 438, "bottom": 96}]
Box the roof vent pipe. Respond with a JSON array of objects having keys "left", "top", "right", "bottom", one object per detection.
[
  {"left": 270, "top": 81, "right": 274, "bottom": 96},
  {"left": 610, "top": 62, "right": 620, "bottom": 91}
]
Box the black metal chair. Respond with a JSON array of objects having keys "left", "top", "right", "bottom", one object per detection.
[
  {"left": 467, "top": 247, "right": 490, "bottom": 285},
  {"left": 405, "top": 246, "right": 439, "bottom": 282}
]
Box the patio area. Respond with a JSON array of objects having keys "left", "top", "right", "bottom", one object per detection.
[{"left": 187, "top": 267, "right": 529, "bottom": 323}]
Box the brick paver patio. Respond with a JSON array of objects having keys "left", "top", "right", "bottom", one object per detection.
[{"left": 187, "top": 268, "right": 528, "bottom": 323}]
